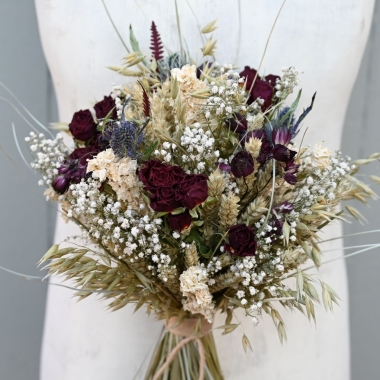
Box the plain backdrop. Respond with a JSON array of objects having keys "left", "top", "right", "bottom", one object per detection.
[{"left": 0, "top": 1, "right": 379, "bottom": 379}]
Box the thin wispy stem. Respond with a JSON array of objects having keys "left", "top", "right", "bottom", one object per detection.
[
  {"left": 101, "top": 0, "right": 130, "bottom": 53},
  {"left": 174, "top": 0, "right": 184, "bottom": 55}
]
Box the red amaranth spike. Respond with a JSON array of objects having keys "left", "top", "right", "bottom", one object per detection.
[
  {"left": 150, "top": 21, "right": 164, "bottom": 61},
  {"left": 138, "top": 81, "right": 151, "bottom": 117}
]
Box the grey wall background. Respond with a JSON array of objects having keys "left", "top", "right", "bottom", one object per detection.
[
  {"left": 0, "top": 1, "right": 379, "bottom": 380},
  {"left": 0, "top": 1, "right": 56, "bottom": 380},
  {"left": 342, "top": 2, "right": 380, "bottom": 379}
]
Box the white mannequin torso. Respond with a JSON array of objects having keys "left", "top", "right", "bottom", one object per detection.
[{"left": 35, "top": 1, "right": 375, "bottom": 379}]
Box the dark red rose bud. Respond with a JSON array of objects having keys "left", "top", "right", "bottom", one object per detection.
[
  {"left": 227, "top": 114, "right": 248, "bottom": 134},
  {"left": 52, "top": 175, "right": 71, "bottom": 194},
  {"left": 94, "top": 95, "right": 117, "bottom": 120},
  {"left": 69, "top": 146, "right": 99, "bottom": 166},
  {"left": 168, "top": 210, "right": 193, "bottom": 231},
  {"left": 175, "top": 174, "right": 208, "bottom": 210},
  {"left": 138, "top": 160, "right": 185, "bottom": 192},
  {"left": 239, "top": 66, "right": 280, "bottom": 111},
  {"left": 69, "top": 109, "right": 97, "bottom": 141},
  {"left": 231, "top": 150, "right": 254, "bottom": 178},
  {"left": 150, "top": 187, "right": 181, "bottom": 212},
  {"left": 272, "top": 144, "right": 297, "bottom": 163},
  {"left": 224, "top": 224, "right": 257, "bottom": 257}
]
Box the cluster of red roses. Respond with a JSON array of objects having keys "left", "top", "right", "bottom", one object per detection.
[
  {"left": 52, "top": 96, "right": 116, "bottom": 193},
  {"left": 138, "top": 160, "right": 209, "bottom": 231}
]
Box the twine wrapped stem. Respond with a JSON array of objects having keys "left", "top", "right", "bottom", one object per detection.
[{"left": 152, "top": 317, "right": 212, "bottom": 380}]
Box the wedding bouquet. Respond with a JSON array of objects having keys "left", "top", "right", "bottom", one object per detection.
[{"left": 26, "top": 20, "right": 379, "bottom": 379}]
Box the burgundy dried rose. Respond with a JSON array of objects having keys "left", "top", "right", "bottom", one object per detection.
[
  {"left": 150, "top": 186, "right": 181, "bottom": 212},
  {"left": 231, "top": 150, "right": 254, "bottom": 178},
  {"left": 138, "top": 160, "right": 185, "bottom": 192},
  {"left": 224, "top": 224, "right": 257, "bottom": 257},
  {"left": 175, "top": 174, "right": 208, "bottom": 210},
  {"left": 239, "top": 66, "right": 279, "bottom": 111},
  {"left": 52, "top": 174, "right": 71, "bottom": 194},
  {"left": 272, "top": 144, "right": 297, "bottom": 163},
  {"left": 69, "top": 109, "right": 97, "bottom": 141},
  {"left": 94, "top": 95, "right": 117, "bottom": 120},
  {"left": 69, "top": 146, "right": 99, "bottom": 166},
  {"left": 167, "top": 210, "right": 193, "bottom": 231}
]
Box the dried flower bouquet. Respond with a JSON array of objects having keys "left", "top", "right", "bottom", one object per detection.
[{"left": 26, "top": 20, "right": 380, "bottom": 379}]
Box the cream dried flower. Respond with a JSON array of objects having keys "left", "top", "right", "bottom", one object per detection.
[
  {"left": 87, "top": 149, "right": 143, "bottom": 206},
  {"left": 180, "top": 265, "right": 215, "bottom": 321},
  {"left": 87, "top": 149, "right": 115, "bottom": 182},
  {"left": 171, "top": 65, "right": 207, "bottom": 124},
  {"left": 245, "top": 137, "right": 262, "bottom": 159},
  {"left": 182, "top": 294, "right": 215, "bottom": 323},
  {"left": 108, "top": 159, "right": 142, "bottom": 206},
  {"left": 312, "top": 142, "right": 332, "bottom": 169}
]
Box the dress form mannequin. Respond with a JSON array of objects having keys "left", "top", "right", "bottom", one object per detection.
[{"left": 35, "top": 1, "right": 375, "bottom": 379}]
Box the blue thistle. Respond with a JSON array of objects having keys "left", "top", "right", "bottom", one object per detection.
[{"left": 110, "top": 104, "right": 145, "bottom": 160}]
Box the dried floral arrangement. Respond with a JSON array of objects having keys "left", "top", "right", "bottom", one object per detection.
[{"left": 24, "top": 19, "right": 380, "bottom": 379}]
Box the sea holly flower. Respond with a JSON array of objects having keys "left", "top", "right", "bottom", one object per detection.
[
  {"left": 69, "top": 109, "right": 98, "bottom": 141},
  {"left": 224, "top": 224, "right": 257, "bottom": 257},
  {"left": 231, "top": 150, "right": 254, "bottom": 178},
  {"left": 239, "top": 66, "right": 280, "bottom": 111},
  {"left": 110, "top": 119, "right": 145, "bottom": 160}
]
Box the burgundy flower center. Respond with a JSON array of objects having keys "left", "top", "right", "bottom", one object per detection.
[{"left": 236, "top": 231, "right": 251, "bottom": 244}]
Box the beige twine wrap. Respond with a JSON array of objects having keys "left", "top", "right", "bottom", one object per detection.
[{"left": 152, "top": 317, "right": 213, "bottom": 380}]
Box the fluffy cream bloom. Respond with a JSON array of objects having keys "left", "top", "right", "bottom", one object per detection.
[
  {"left": 312, "top": 142, "right": 332, "bottom": 169},
  {"left": 108, "top": 159, "right": 142, "bottom": 206},
  {"left": 87, "top": 149, "right": 115, "bottom": 182},
  {"left": 245, "top": 137, "right": 262, "bottom": 159},
  {"left": 180, "top": 265, "right": 215, "bottom": 321},
  {"left": 182, "top": 294, "right": 214, "bottom": 323},
  {"left": 87, "top": 149, "right": 143, "bottom": 207},
  {"left": 171, "top": 65, "right": 207, "bottom": 124}
]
